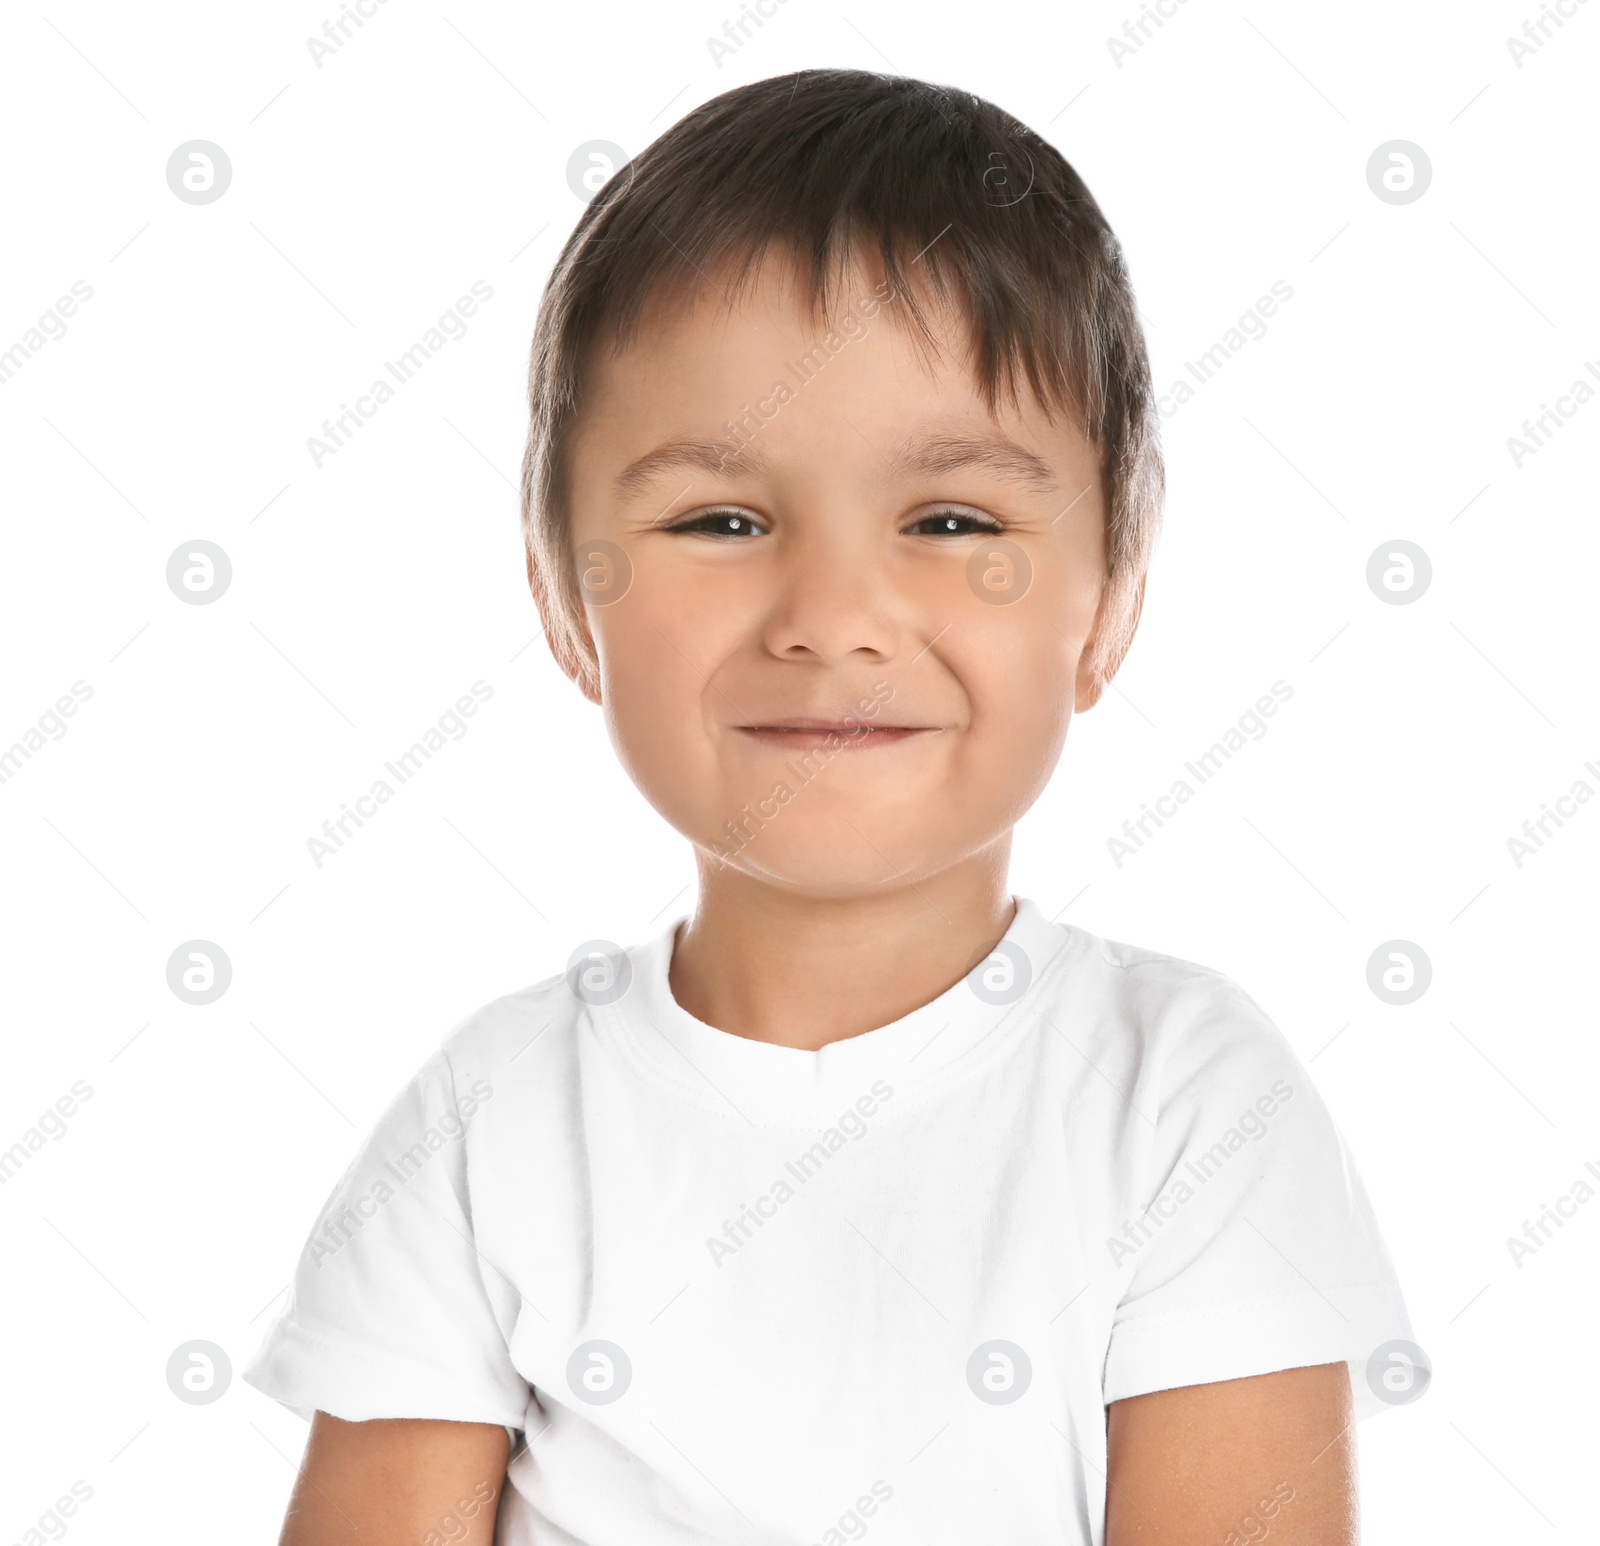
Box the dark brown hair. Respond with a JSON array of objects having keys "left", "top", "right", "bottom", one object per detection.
[{"left": 521, "top": 67, "right": 1163, "bottom": 699}]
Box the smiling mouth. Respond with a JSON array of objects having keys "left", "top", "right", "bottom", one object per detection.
[{"left": 734, "top": 718, "right": 937, "bottom": 750}]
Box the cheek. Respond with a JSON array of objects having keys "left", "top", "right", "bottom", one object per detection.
[
  {"left": 585, "top": 578, "right": 748, "bottom": 835},
  {"left": 591, "top": 605, "right": 699, "bottom": 780},
  {"left": 979, "top": 633, "right": 1073, "bottom": 743},
  {"left": 955, "top": 600, "right": 1078, "bottom": 803},
  {"left": 969, "top": 573, "right": 1081, "bottom": 704},
  {"left": 601, "top": 663, "right": 695, "bottom": 802}
]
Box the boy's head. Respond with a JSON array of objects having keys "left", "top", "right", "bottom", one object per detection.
[{"left": 522, "top": 69, "right": 1163, "bottom": 893}]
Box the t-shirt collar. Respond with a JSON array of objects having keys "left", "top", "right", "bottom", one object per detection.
[{"left": 600, "top": 895, "right": 1070, "bottom": 1125}]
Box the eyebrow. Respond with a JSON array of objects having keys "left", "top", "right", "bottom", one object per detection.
[
  {"left": 614, "top": 437, "right": 761, "bottom": 497},
  {"left": 894, "top": 430, "right": 1060, "bottom": 496},
  {"left": 614, "top": 427, "right": 1060, "bottom": 499}
]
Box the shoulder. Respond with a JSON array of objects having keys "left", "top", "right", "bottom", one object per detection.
[
  {"left": 1047, "top": 922, "right": 1299, "bottom": 1099},
  {"left": 430, "top": 962, "right": 585, "bottom": 1093},
  {"left": 1057, "top": 923, "right": 1242, "bottom": 1007}
]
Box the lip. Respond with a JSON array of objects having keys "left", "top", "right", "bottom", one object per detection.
[
  {"left": 734, "top": 719, "right": 937, "bottom": 751},
  {"left": 743, "top": 716, "right": 927, "bottom": 731}
]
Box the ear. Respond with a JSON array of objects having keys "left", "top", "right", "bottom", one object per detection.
[
  {"left": 554, "top": 613, "right": 603, "bottom": 707},
  {"left": 567, "top": 598, "right": 602, "bottom": 707},
  {"left": 526, "top": 540, "right": 603, "bottom": 705},
  {"left": 1075, "top": 569, "right": 1148, "bottom": 712},
  {"left": 572, "top": 646, "right": 603, "bottom": 706}
]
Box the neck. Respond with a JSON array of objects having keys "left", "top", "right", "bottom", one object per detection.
[{"left": 668, "top": 841, "right": 1016, "bottom": 1051}]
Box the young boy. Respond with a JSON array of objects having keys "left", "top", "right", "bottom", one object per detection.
[{"left": 246, "top": 68, "right": 1422, "bottom": 1545}]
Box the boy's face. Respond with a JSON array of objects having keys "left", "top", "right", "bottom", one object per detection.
[{"left": 565, "top": 247, "right": 1117, "bottom": 894}]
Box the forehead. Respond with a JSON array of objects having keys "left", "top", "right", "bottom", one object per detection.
[{"left": 572, "top": 243, "right": 1091, "bottom": 479}]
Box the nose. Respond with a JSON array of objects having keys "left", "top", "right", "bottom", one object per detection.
[{"left": 760, "top": 520, "right": 901, "bottom": 665}]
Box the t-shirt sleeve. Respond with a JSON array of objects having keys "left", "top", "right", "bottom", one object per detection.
[
  {"left": 1102, "top": 973, "right": 1424, "bottom": 1422},
  {"left": 242, "top": 1042, "right": 530, "bottom": 1441}
]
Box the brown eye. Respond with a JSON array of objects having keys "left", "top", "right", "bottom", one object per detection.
[
  {"left": 667, "top": 509, "right": 766, "bottom": 538},
  {"left": 907, "top": 508, "right": 1005, "bottom": 537}
]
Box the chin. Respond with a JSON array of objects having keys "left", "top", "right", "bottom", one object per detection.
[{"left": 697, "top": 818, "right": 958, "bottom": 894}]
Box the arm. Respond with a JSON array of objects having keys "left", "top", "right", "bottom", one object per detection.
[
  {"left": 277, "top": 1412, "right": 510, "bottom": 1545},
  {"left": 1105, "top": 1361, "right": 1357, "bottom": 1545}
]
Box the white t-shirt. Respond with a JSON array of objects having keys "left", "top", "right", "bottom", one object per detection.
[{"left": 244, "top": 896, "right": 1420, "bottom": 1544}]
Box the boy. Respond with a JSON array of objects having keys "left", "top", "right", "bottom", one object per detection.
[{"left": 246, "top": 68, "right": 1421, "bottom": 1544}]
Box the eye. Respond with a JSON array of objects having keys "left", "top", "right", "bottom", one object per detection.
[
  {"left": 662, "top": 508, "right": 767, "bottom": 539},
  {"left": 905, "top": 506, "right": 1006, "bottom": 537}
]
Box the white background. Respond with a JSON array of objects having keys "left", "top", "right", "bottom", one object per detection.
[{"left": 2, "top": 0, "right": 1596, "bottom": 1540}]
